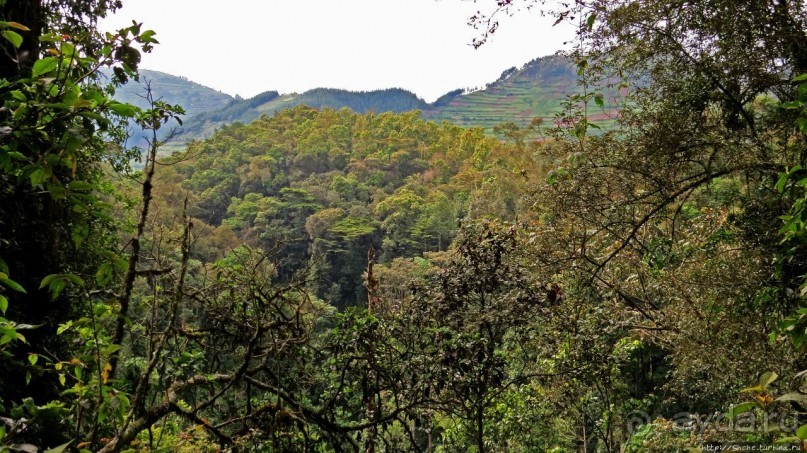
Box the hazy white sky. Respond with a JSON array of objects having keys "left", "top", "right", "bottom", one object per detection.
[{"left": 100, "top": 0, "right": 574, "bottom": 102}]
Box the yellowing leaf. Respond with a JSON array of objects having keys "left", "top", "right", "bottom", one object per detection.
[
  {"left": 1, "top": 21, "right": 31, "bottom": 31},
  {"left": 101, "top": 362, "right": 112, "bottom": 384},
  {"left": 756, "top": 393, "right": 774, "bottom": 406}
]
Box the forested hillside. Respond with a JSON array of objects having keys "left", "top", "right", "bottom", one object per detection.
[
  {"left": 176, "top": 88, "right": 431, "bottom": 143},
  {"left": 2, "top": 1, "right": 807, "bottom": 452},
  {"left": 158, "top": 106, "right": 537, "bottom": 307}
]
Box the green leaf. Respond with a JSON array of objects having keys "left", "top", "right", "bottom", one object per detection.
[
  {"left": 67, "top": 180, "right": 94, "bottom": 191},
  {"left": 56, "top": 321, "right": 72, "bottom": 335},
  {"left": 71, "top": 222, "right": 88, "bottom": 248},
  {"left": 586, "top": 13, "right": 597, "bottom": 31},
  {"left": 793, "top": 74, "right": 807, "bottom": 82},
  {"left": 797, "top": 117, "right": 807, "bottom": 134},
  {"left": 63, "top": 274, "right": 84, "bottom": 286},
  {"left": 28, "top": 353, "right": 38, "bottom": 366},
  {"left": 759, "top": 371, "right": 779, "bottom": 389},
  {"left": 139, "top": 29, "right": 158, "bottom": 42},
  {"left": 0, "top": 295, "right": 7, "bottom": 315},
  {"left": 58, "top": 373, "right": 65, "bottom": 386},
  {"left": 798, "top": 423, "right": 807, "bottom": 440},
  {"left": 1, "top": 277, "right": 26, "bottom": 293},
  {"left": 49, "top": 278, "right": 65, "bottom": 299},
  {"left": 44, "top": 440, "right": 72, "bottom": 453},
  {"left": 776, "top": 169, "right": 795, "bottom": 193},
  {"left": 776, "top": 436, "right": 801, "bottom": 444},
  {"left": 31, "top": 57, "right": 58, "bottom": 78},
  {"left": 39, "top": 274, "right": 58, "bottom": 289},
  {"left": 2, "top": 30, "right": 23, "bottom": 48},
  {"left": 45, "top": 183, "right": 67, "bottom": 200},
  {"left": 726, "top": 401, "right": 757, "bottom": 419},
  {"left": 29, "top": 167, "right": 48, "bottom": 186},
  {"left": 103, "top": 344, "right": 122, "bottom": 355},
  {"left": 594, "top": 94, "right": 604, "bottom": 108},
  {"left": 107, "top": 102, "right": 137, "bottom": 117},
  {"left": 96, "top": 262, "right": 113, "bottom": 286},
  {"left": 776, "top": 393, "right": 807, "bottom": 403}
]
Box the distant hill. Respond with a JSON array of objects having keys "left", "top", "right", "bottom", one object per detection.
[
  {"left": 108, "top": 69, "right": 233, "bottom": 150},
  {"left": 179, "top": 87, "right": 430, "bottom": 141},
  {"left": 112, "top": 55, "right": 588, "bottom": 146},
  {"left": 111, "top": 69, "right": 234, "bottom": 116},
  {"left": 423, "top": 55, "right": 581, "bottom": 131}
]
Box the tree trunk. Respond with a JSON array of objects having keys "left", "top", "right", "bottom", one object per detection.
[
  {"left": 476, "top": 405, "right": 485, "bottom": 453},
  {"left": 0, "top": 0, "right": 43, "bottom": 79}
]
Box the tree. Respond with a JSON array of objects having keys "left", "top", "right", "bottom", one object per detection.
[
  {"left": 468, "top": 0, "right": 807, "bottom": 448},
  {"left": 0, "top": 1, "right": 157, "bottom": 447},
  {"left": 400, "top": 221, "right": 546, "bottom": 452}
]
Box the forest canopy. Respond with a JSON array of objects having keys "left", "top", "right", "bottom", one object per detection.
[{"left": 2, "top": 0, "right": 807, "bottom": 452}]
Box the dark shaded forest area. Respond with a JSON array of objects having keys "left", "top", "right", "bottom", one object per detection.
[{"left": 2, "top": 0, "right": 807, "bottom": 452}]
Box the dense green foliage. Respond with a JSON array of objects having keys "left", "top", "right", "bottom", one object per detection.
[
  {"left": 162, "top": 106, "right": 537, "bottom": 307},
  {"left": 174, "top": 88, "right": 432, "bottom": 144},
  {"left": 4, "top": 0, "right": 807, "bottom": 452},
  {"left": 464, "top": 0, "right": 807, "bottom": 450}
]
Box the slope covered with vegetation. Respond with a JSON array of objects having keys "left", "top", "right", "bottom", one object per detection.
[
  {"left": 177, "top": 87, "right": 430, "bottom": 142},
  {"left": 424, "top": 54, "right": 582, "bottom": 130},
  {"left": 3, "top": 0, "right": 807, "bottom": 452},
  {"left": 110, "top": 69, "right": 233, "bottom": 116},
  {"left": 109, "top": 69, "right": 233, "bottom": 150},
  {"left": 142, "top": 55, "right": 580, "bottom": 143},
  {"left": 162, "top": 105, "right": 537, "bottom": 307}
]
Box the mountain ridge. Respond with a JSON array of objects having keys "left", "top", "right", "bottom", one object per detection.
[{"left": 114, "top": 54, "right": 580, "bottom": 147}]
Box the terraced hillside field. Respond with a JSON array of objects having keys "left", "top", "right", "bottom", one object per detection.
[{"left": 423, "top": 55, "right": 580, "bottom": 132}]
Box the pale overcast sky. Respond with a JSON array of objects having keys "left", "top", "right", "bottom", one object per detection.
[{"left": 100, "top": 0, "right": 574, "bottom": 102}]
